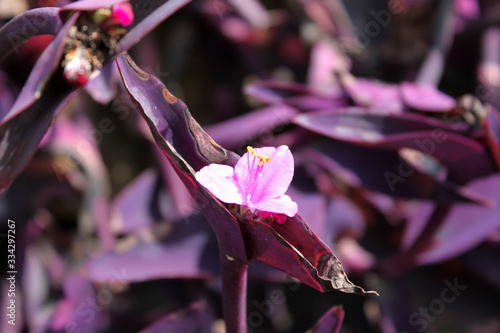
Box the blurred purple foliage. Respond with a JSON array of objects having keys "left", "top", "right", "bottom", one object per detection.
[{"left": 1, "top": 0, "right": 500, "bottom": 332}]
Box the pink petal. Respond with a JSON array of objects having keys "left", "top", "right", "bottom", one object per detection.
[
  {"left": 195, "top": 164, "right": 244, "bottom": 205},
  {"left": 252, "top": 194, "right": 298, "bottom": 217},
  {"left": 235, "top": 145, "right": 294, "bottom": 202}
]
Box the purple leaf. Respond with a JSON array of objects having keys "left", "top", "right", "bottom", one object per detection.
[
  {"left": 293, "top": 110, "right": 494, "bottom": 184},
  {"left": 112, "top": 168, "right": 164, "bottom": 233},
  {"left": 305, "top": 144, "right": 486, "bottom": 203},
  {"left": 85, "top": 228, "right": 217, "bottom": 282},
  {"left": 0, "top": 78, "right": 77, "bottom": 192},
  {"left": 116, "top": 53, "right": 248, "bottom": 263},
  {"left": 50, "top": 274, "right": 101, "bottom": 333},
  {"left": 415, "top": 174, "right": 500, "bottom": 264},
  {"left": 401, "top": 82, "right": 456, "bottom": 112},
  {"left": 286, "top": 186, "right": 327, "bottom": 237},
  {"left": 0, "top": 7, "right": 62, "bottom": 60},
  {"left": 343, "top": 77, "right": 403, "bottom": 113},
  {"left": 205, "top": 104, "right": 299, "bottom": 149},
  {"left": 308, "top": 306, "right": 344, "bottom": 333},
  {"left": 59, "top": 0, "right": 128, "bottom": 12},
  {"left": 155, "top": 146, "right": 196, "bottom": 218},
  {"left": 401, "top": 202, "right": 435, "bottom": 250},
  {"left": 243, "top": 215, "right": 377, "bottom": 294},
  {"left": 307, "top": 40, "right": 349, "bottom": 94},
  {"left": 84, "top": 62, "right": 119, "bottom": 104},
  {"left": 244, "top": 80, "right": 345, "bottom": 111},
  {"left": 1, "top": 13, "right": 78, "bottom": 125},
  {"left": 139, "top": 301, "right": 206, "bottom": 333}
]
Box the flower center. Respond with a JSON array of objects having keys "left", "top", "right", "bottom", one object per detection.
[
  {"left": 245, "top": 146, "right": 271, "bottom": 202},
  {"left": 62, "top": 3, "right": 134, "bottom": 85}
]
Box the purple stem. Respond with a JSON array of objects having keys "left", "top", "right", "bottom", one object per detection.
[
  {"left": 416, "top": 0, "right": 455, "bottom": 86},
  {"left": 220, "top": 253, "right": 248, "bottom": 333}
]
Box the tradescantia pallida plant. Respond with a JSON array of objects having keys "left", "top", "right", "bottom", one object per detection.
[
  {"left": 0, "top": 1, "right": 376, "bottom": 331},
  {"left": 116, "top": 53, "right": 377, "bottom": 332}
]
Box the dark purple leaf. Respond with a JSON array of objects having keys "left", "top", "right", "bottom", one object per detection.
[
  {"left": 308, "top": 306, "right": 344, "bottom": 333},
  {"left": 116, "top": 53, "right": 248, "bottom": 263},
  {"left": 1, "top": 13, "right": 77, "bottom": 125},
  {"left": 0, "top": 72, "right": 15, "bottom": 120},
  {"left": 0, "top": 78, "right": 77, "bottom": 192},
  {"left": 243, "top": 215, "right": 377, "bottom": 294},
  {"left": 293, "top": 110, "right": 494, "bottom": 184},
  {"left": 139, "top": 301, "right": 206, "bottom": 333},
  {"left": 306, "top": 145, "right": 487, "bottom": 203},
  {"left": 154, "top": 146, "right": 196, "bottom": 218},
  {"left": 0, "top": 7, "right": 62, "bottom": 60},
  {"left": 116, "top": 0, "right": 192, "bottom": 54}
]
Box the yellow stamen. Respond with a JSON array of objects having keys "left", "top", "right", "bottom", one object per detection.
[
  {"left": 247, "top": 146, "right": 271, "bottom": 166},
  {"left": 247, "top": 146, "right": 256, "bottom": 156}
]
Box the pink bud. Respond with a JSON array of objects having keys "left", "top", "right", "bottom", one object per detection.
[
  {"left": 63, "top": 55, "right": 92, "bottom": 86},
  {"left": 111, "top": 2, "right": 134, "bottom": 27}
]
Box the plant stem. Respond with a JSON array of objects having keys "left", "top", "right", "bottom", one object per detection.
[{"left": 220, "top": 253, "right": 248, "bottom": 333}]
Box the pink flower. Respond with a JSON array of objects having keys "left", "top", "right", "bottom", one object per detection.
[{"left": 195, "top": 145, "right": 298, "bottom": 219}]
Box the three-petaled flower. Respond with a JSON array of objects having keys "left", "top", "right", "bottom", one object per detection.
[{"left": 195, "top": 145, "right": 298, "bottom": 222}]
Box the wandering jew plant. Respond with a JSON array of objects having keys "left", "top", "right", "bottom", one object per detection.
[{"left": 4, "top": 0, "right": 499, "bottom": 332}]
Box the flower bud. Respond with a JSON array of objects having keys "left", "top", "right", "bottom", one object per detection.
[{"left": 63, "top": 52, "right": 92, "bottom": 86}]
